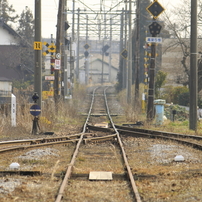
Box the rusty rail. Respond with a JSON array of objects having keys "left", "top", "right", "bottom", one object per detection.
[
  {"left": 55, "top": 87, "right": 99, "bottom": 202},
  {"left": 104, "top": 87, "right": 142, "bottom": 202}
]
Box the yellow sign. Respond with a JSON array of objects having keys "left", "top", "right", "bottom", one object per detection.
[
  {"left": 48, "top": 43, "right": 56, "bottom": 53},
  {"left": 42, "top": 91, "right": 54, "bottom": 100},
  {"left": 43, "top": 42, "right": 56, "bottom": 56},
  {"left": 34, "top": 41, "right": 42, "bottom": 50},
  {"left": 146, "top": 0, "right": 165, "bottom": 19},
  {"left": 144, "top": 57, "right": 149, "bottom": 62}
]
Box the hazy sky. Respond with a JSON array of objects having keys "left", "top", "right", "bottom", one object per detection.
[{"left": 8, "top": 0, "right": 178, "bottom": 38}]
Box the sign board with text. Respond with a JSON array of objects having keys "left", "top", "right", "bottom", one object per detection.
[
  {"left": 55, "top": 59, "right": 61, "bottom": 70},
  {"left": 146, "top": 37, "right": 162, "bottom": 43},
  {"left": 45, "top": 76, "right": 55, "bottom": 80}
]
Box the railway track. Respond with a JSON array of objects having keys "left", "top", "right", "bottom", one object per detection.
[
  {"left": 1, "top": 86, "right": 202, "bottom": 201},
  {"left": 115, "top": 125, "right": 202, "bottom": 151},
  {"left": 0, "top": 133, "right": 117, "bottom": 153},
  {"left": 86, "top": 123, "right": 202, "bottom": 152},
  {"left": 55, "top": 86, "right": 141, "bottom": 202}
]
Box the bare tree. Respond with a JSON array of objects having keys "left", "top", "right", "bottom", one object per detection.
[{"left": 162, "top": 0, "right": 202, "bottom": 92}]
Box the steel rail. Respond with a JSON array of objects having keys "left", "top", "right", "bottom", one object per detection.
[
  {"left": 0, "top": 135, "right": 118, "bottom": 154},
  {"left": 0, "top": 135, "right": 83, "bottom": 147},
  {"left": 103, "top": 87, "right": 142, "bottom": 202},
  {"left": 116, "top": 127, "right": 202, "bottom": 151},
  {"left": 55, "top": 87, "right": 99, "bottom": 202},
  {"left": 115, "top": 125, "right": 202, "bottom": 140}
]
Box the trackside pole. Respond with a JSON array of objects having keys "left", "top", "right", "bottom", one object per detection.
[{"left": 11, "top": 94, "right": 16, "bottom": 127}]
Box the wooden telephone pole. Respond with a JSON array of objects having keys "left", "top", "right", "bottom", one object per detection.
[
  {"left": 34, "top": 0, "right": 42, "bottom": 107},
  {"left": 134, "top": 0, "right": 140, "bottom": 108},
  {"left": 54, "top": 0, "right": 64, "bottom": 105},
  {"left": 189, "top": 0, "right": 198, "bottom": 130}
]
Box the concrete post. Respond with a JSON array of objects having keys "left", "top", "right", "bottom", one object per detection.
[{"left": 154, "top": 99, "right": 166, "bottom": 125}]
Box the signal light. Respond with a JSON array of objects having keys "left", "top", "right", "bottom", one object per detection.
[
  {"left": 149, "top": 22, "right": 162, "bottom": 35},
  {"left": 102, "top": 44, "right": 110, "bottom": 53}
]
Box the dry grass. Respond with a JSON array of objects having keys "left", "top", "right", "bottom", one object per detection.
[
  {"left": 63, "top": 180, "right": 133, "bottom": 202},
  {"left": 74, "top": 142, "right": 125, "bottom": 174},
  {"left": 0, "top": 85, "right": 89, "bottom": 139},
  {"left": 123, "top": 136, "right": 202, "bottom": 201},
  {"left": 116, "top": 87, "right": 202, "bottom": 136},
  {"left": 0, "top": 143, "right": 77, "bottom": 201},
  {"left": 1, "top": 85, "right": 202, "bottom": 201}
]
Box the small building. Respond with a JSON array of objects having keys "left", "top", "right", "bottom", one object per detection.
[
  {"left": 0, "top": 77, "right": 12, "bottom": 104},
  {"left": 0, "top": 20, "right": 33, "bottom": 81},
  {"left": 79, "top": 58, "right": 118, "bottom": 84}
]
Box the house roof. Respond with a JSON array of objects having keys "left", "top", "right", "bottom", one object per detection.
[
  {"left": 0, "top": 20, "right": 21, "bottom": 39},
  {"left": 79, "top": 53, "right": 119, "bottom": 69},
  {"left": 0, "top": 77, "right": 12, "bottom": 81},
  {"left": 91, "top": 58, "right": 118, "bottom": 70},
  {"left": 0, "top": 20, "right": 33, "bottom": 48},
  {"left": 79, "top": 57, "right": 118, "bottom": 71},
  {"left": 91, "top": 53, "right": 119, "bottom": 68}
]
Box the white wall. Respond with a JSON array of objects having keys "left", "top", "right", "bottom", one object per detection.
[
  {"left": 0, "top": 27, "right": 18, "bottom": 45},
  {"left": 0, "top": 81, "right": 12, "bottom": 92}
]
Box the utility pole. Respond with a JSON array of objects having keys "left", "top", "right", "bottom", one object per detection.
[
  {"left": 72, "top": 0, "right": 75, "bottom": 41},
  {"left": 124, "top": 3, "right": 128, "bottom": 90},
  {"left": 85, "top": 14, "right": 89, "bottom": 85},
  {"left": 98, "top": 18, "right": 101, "bottom": 41},
  {"left": 34, "top": 0, "right": 42, "bottom": 108},
  {"left": 54, "top": 0, "right": 64, "bottom": 104},
  {"left": 134, "top": 0, "right": 140, "bottom": 108},
  {"left": 76, "top": 8, "right": 80, "bottom": 81},
  {"left": 190, "top": 0, "right": 198, "bottom": 130},
  {"left": 109, "top": 18, "right": 112, "bottom": 82},
  {"left": 102, "top": 11, "right": 107, "bottom": 85},
  {"left": 101, "top": 38, "right": 105, "bottom": 85},
  {"left": 70, "top": 0, "right": 75, "bottom": 92},
  {"left": 63, "top": 0, "right": 68, "bottom": 99},
  {"left": 69, "top": 38, "right": 74, "bottom": 89},
  {"left": 119, "top": 8, "right": 124, "bottom": 90},
  {"left": 127, "top": 0, "right": 132, "bottom": 104}
]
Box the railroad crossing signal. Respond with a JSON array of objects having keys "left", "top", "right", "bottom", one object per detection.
[
  {"left": 146, "top": 0, "right": 165, "bottom": 19},
  {"left": 84, "top": 43, "right": 90, "bottom": 50},
  {"left": 149, "top": 22, "right": 162, "bottom": 35},
  {"left": 43, "top": 42, "right": 56, "bottom": 56},
  {"left": 121, "top": 49, "right": 128, "bottom": 59}
]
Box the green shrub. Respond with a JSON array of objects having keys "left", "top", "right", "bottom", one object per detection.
[
  {"left": 162, "top": 86, "right": 189, "bottom": 105},
  {"left": 178, "top": 92, "right": 189, "bottom": 106}
]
